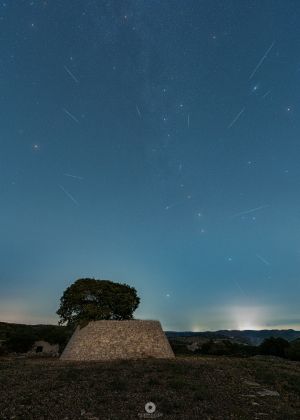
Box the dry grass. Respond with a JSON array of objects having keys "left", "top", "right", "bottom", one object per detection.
[{"left": 0, "top": 355, "right": 299, "bottom": 419}]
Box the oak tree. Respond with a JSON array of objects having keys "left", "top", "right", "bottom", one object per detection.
[{"left": 57, "top": 278, "right": 140, "bottom": 326}]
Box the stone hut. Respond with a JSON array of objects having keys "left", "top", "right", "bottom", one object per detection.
[
  {"left": 60, "top": 320, "right": 175, "bottom": 361},
  {"left": 29, "top": 340, "right": 59, "bottom": 356}
]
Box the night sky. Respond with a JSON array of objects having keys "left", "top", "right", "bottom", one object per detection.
[{"left": 1, "top": 1, "right": 300, "bottom": 330}]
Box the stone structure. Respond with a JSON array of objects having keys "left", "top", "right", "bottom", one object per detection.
[
  {"left": 29, "top": 340, "right": 59, "bottom": 356},
  {"left": 187, "top": 342, "right": 200, "bottom": 352},
  {"left": 60, "top": 320, "right": 175, "bottom": 361}
]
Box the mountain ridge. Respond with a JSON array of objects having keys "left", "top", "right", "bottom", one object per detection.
[
  {"left": 1, "top": 322, "right": 299, "bottom": 346},
  {"left": 165, "top": 329, "right": 300, "bottom": 345}
]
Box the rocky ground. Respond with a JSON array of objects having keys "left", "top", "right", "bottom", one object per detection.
[{"left": 0, "top": 355, "right": 299, "bottom": 419}]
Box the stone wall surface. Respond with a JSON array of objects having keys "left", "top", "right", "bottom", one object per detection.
[
  {"left": 60, "top": 320, "right": 175, "bottom": 361},
  {"left": 28, "top": 340, "right": 59, "bottom": 356}
]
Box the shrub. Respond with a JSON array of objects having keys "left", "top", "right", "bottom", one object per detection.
[
  {"left": 259, "top": 337, "right": 290, "bottom": 358},
  {"left": 199, "top": 339, "right": 258, "bottom": 357},
  {"left": 5, "top": 331, "right": 36, "bottom": 353},
  {"left": 285, "top": 340, "right": 300, "bottom": 361}
]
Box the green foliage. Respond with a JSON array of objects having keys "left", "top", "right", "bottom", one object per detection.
[
  {"left": 5, "top": 330, "right": 36, "bottom": 353},
  {"left": 200, "top": 339, "right": 258, "bottom": 356},
  {"left": 285, "top": 340, "right": 300, "bottom": 361},
  {"left": 198, "top": 337, "right": 294, "bottom": 358},
  {"left": 0, "top": 322, "right": 71, "bottom": 354},
  {"left": 169, "top": 339, "right": 194, "bottom": 355},
  {"left": 56, "top": 278, "right": 140, "bottom": 326},
  {"left": 171, "top": 336, "right": 299, "bottom": 361},
  {"left": 259, "top": 337, "right": 290, "bottom": 358}
]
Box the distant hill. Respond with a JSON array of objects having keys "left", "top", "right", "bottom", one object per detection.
[
  {"left": 165, "top": 329, "right": 300, "bottom": 345},
  {"left": 1, "top": 322, "right": 299, "bottom": 347}
]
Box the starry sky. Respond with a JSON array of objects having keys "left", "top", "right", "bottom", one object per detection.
[{"left": 1, "top": 0, "right": 300, "bottom": 331}]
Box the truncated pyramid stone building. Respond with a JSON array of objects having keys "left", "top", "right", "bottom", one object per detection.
[{"left": 60, "top": 320, "right": 175, "bottom": 361}]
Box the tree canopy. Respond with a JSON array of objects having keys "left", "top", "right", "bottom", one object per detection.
[{"left": 57, "top": 278, "right": 140, "bottom": 326}]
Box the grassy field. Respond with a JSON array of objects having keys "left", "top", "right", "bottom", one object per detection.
[{"left": 0, "top": 355, "right": 299, "bottom": 419}]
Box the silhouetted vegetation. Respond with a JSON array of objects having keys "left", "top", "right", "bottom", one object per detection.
[
  {"left": 0, "top": 322, "right": 72, "bottom": 354},
  {"left": 168, "top": 339, "right": 196, "bottom": 355},
  {"left": 285, "top": 340, "right": 300, "bottom": 361},
  {"left": 200, "top": 339, "right": 258, "bottom": 357},
  {"left": 169, "top": 336, "right": 300, "bottom": 361},
  {"left": 259, "top": 337, "right": 290, "bottom": 358},
  {"left": 57, "top": 278, "right": 140, "bottom": 326},
  {"left": 166, "top": 329, "right": 300, "bottom": 345},
  {"left": 5, "top": 330, "right": 36, "bottom": 353}
]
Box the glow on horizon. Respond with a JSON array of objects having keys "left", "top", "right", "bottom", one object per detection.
[
  {"left": 230, "top": 305, "right": 267, "bottom": 330},
  {"left": 186, "top": 304, "right": 300, "bottom": 331},
  {"left": 1, "top": 299, "right": 300, "bottom": 331}
]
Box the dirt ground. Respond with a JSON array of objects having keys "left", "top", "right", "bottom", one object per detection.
[{"left": 0, "top": 355, "right": 299, "bottom": 419}]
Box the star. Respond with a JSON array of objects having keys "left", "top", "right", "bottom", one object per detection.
[
  {"left": 252, "top": 84, "right": 260, "bottom": 93},
  {"left": 33, "top": 144, "right": 39, "bottom": 150}
]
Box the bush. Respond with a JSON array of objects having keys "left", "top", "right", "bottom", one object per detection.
[
  {"left": 169, "top": 339, "right": 194, "bottom": 355},
  {"left": 5, "top": 331, "right": 36, "bottom": 353},
  {"left": 199, "top": 339, "right": 258, "bottom": 356},
  {"left": 259, "top": 337, "right": 290, "bottom": 358},
  {"left": 285, "top": 340, "right": 300, "bottom": 361}
]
